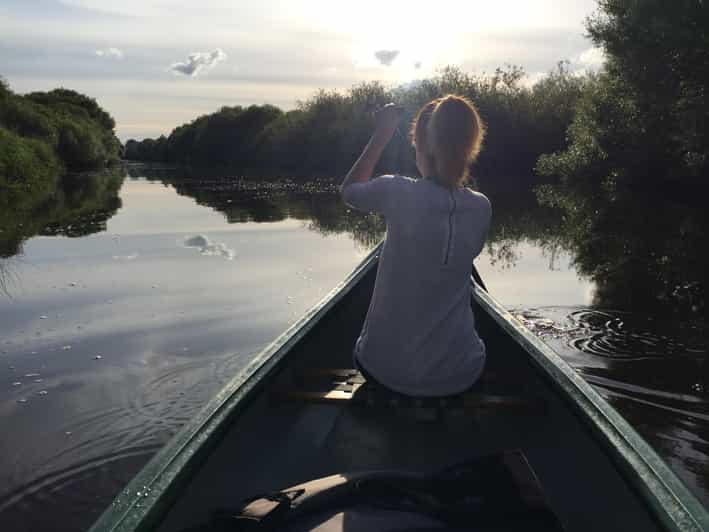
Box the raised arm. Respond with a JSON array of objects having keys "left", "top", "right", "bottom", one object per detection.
[{"left": 340, "top": 104, "right": 403, "bottom": 192}]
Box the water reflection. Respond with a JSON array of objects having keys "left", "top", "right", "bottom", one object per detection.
[
  {"left": 0, "top": 168, "right": 124, "bottom": 258},
  {"left": 0, "top": 164, "right": 708, "bottom": 529},
  {"left": 0, "top": 169, "right": 381, "bottom": 531},
  {"left": 482, "top": 188, "right": 566, "bottom": 271},
  {"left": 514, "top": 306, "right": 709, "bottom": 500},
  {"left": 126, "top": 164, "right": 386, "bottom": 250},
  {"left": 536, "top": 183, "right": 708, "bottom": 317}
]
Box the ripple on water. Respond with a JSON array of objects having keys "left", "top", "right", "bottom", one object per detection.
[
  {"left": 0, "top": 353, "right": 248, "bottom": 530},
  {"left": 0, "top": 445, "right": 160, "bottom": 532},
  {"left": 567, "top": 309, "right": 694, "bottom": 360},
  {"left": 513, "top": 306, "right": 709, "bottom": 424},
  {"left": 514, "top": 308, "right": 706, "bottom": 361}
]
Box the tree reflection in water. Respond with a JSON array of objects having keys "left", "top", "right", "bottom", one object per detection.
[
  {"left": 536, "top": 181, "right": 708, "bottom": 318},
  {"left": 127, "top": 164, "right": 387, "bottom": 251},
  {"left": 0, "top": 167, "right": 124, "bottom": 258},
  {"left": 0, "top": 167, "right": 125, "bottom": 295},
  {"left": 6, "top": 164, "right": 707, "bottom": 322},
  {"left": 123, "top": 164, "right": 709, "bottom": 321}
]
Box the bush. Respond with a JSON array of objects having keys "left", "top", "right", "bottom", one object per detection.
[
  {"left": 0, "top": 126, "right": 61, "bottom": 194},
  {"left": 538, "top": 0, "right": 709, "bottom": 186},
  {"left": 0, "top": 81, "right": 121, "bottom": 176}
]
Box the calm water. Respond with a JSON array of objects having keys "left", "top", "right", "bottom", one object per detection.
[{"left": 0, "top": 165, "right": 707, "bottom": 530}]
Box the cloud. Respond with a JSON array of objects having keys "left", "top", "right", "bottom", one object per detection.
[
  {"left": 95, "top": 47, "right": 124, "bottom": 59},
  {"left": 413, "top": 61, "right": 422, "bottom": 70},
  {"left": 170, "top": 48, "right": 227, "bottom": 77},
  {"left": 374, "top": 49, "right": 399, "bottom": 66},
  {"left": 576, "top": 46, "right": 605, "bottom": 71},
  {"left": 184, "top": 235, "right": 235, "bottom": 260}
]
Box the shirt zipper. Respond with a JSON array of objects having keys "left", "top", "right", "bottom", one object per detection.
[{"left": 444, "top": 188, "right": 456, "bottom": 265}]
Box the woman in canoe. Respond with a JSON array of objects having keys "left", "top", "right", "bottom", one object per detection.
[{"left": 340, "top": 95, "right": 491, "bottom": 397}]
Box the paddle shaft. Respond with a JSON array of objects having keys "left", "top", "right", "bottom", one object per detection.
[
  {"left": 368, "top": 103, "right": 488, "bottom": 294},
  {"left": 472, "top": 263, "right": 487, "bottom": 292}
]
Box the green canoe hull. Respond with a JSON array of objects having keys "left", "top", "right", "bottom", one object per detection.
[{"left": 90, "top": 244, "right": 709, "bottom": 532}]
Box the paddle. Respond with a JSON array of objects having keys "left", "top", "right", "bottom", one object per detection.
[
  {"left": 369, "top": 101, "right": 489, "bottom": 294},
  {"left": 471, "top": 264, "right": 488, "bottom": 292}
]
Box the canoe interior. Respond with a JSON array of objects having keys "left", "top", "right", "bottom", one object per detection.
[{"left": 153, "top": 262, "right": 668, "bottom": 532}]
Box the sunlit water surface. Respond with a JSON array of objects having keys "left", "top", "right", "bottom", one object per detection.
[{"left": 0, "top": 169, "right": 707, "bottom": 530}]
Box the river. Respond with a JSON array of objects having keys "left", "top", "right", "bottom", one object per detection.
[{"left": 0, "top": 164, "right": 707, "bottom": 531}]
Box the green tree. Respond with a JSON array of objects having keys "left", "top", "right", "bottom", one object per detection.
[
  {"left": 539, "top": 0, "right": 709, "bottom": 185},
  {"left": 0, "top": 81, "right": 122, "bottom": 179}
]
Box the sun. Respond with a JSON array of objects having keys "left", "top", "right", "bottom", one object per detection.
[{"left": 287, "top": 0, "right": 478, "bottom": 78}]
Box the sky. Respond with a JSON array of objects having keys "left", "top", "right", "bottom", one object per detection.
[{"left": 0, "top": 0, "right": 603, "bottom": 141}]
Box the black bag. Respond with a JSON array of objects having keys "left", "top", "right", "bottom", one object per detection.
[{"left": 183, "top": 451, "right": 564, "bottom": 532}]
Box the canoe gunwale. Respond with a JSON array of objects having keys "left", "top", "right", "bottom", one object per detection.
[
  {"left": 88, "top": 246, "right": 382, "bottom": 532},
  {"left": 472, "top": 286, "right": 709, "bottom": 532}
]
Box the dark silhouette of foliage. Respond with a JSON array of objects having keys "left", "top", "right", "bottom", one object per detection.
[
  {"left": 536, "top": 183, "right": 707, "bottom": 317},
  {"left": 534, "top": 0, "right": 709, "bottom": 317},
  {"left": 538, "top": 0, "right": 709, "bottom": 186},
  {"left": 124, "top": 66, "right": 585, "bottom": 182}
]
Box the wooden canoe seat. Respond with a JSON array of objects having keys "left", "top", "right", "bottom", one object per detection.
[{"left": 274, "top": 368, "right": 544, "bottom": 414}]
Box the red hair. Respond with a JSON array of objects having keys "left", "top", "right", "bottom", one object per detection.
[{"left": 411, "top": 94, "right": 485, "bottom": 186}]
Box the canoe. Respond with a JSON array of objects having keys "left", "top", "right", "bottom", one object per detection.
[{"left": 90, "top": 243, "right": 709, "bottom": 532}]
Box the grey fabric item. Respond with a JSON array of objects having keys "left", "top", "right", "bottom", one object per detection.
[
  {"left": 288, "top": 506, "right": 449, "bottom": 531},
  {"left": 181, "top": 451, "right": 564, "bottom": 532},
  {"left": 342, "top": 175, "right": 491, "bottom": 396}
]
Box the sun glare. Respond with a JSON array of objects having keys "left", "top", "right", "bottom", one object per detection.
[
  {"left": 285, "top": 0, "right": 593, "bottom": 81},
  {"left": 286, "top": 0, "right": 485, "bottom": 78}
]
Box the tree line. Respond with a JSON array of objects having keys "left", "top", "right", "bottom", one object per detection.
[{"left": 124, "top": 63, "right": 586, "bottom": 183}]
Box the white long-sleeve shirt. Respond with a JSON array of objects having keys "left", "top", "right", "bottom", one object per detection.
[{"left": 342, "top": 175, "right": 492, "bottom": 396}]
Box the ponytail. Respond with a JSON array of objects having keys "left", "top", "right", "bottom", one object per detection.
[{"left": 411, "top": 94, "right": 485, "bottom": 187}]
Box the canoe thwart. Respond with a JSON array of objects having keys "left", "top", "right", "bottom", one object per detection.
[
  {"left": 295, "top": 368, "right": 366, "bottom": 385},
  {"left": 296, "top": 367, "right": 502, "bottom": 385},
  {"left": 275, "top": 368, "right": 545, "bottom": 414}
]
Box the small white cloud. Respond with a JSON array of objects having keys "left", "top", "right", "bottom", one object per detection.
[
  {"left": 413, "top": 60, "right": 422, "bottom": 70},
  {"left": 184, "top": 235, "right": 235, "bottom": 260},
  {"left": 374, "top": 49, "right": 400, "bottom": 67},
  {"left": 170, "top": 48, "right": 227, "bottom": 77},
  {"left": 576, "top": 47, "right": 606, "bottom": 71},
  {"left": 95, "top": 47, "right": 124, "bottom": 59}
]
